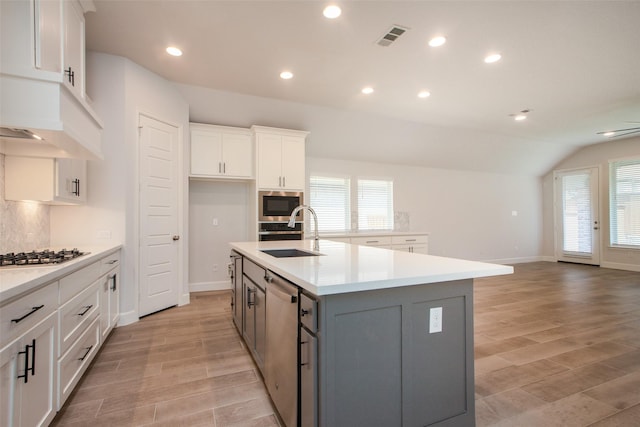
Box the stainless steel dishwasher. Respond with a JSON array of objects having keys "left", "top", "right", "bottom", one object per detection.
[{"left": 265, "top": 271, "right": 299, "bottom": 427}]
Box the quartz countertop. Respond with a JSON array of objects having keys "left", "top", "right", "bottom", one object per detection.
[
  {"left": 319, "top": 230, "right": 429, "bottom": 238},
  {"left": 230, "top": 240, "right": 512, "bottom": 296},
  {"left": 0, "top": 245, "right": 122, "bottom": 303}
]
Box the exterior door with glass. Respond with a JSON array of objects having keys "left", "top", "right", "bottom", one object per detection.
[{"left": 554, "top": 167, "right": 600, "bottom": 265}]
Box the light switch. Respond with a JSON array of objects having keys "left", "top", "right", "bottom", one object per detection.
[
  {"left": 512, "top": 210, "right": 518, "bottom": 217},
  {"left": 429, "top": 307, "right": 443, "bottom": 333},
  {"left": 212, "top": 218, "right": 219, "bottom": 226}
]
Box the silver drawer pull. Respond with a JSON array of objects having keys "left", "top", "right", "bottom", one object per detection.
[
  {"left": 78, "top": 345, "right": 93, "bottom": 361},
  {"left": 106, "top": 259, "right": 118, "bottom": 264}
]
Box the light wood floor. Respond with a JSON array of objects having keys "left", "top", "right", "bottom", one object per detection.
[{"left": 51, "top": 262, "right": 640, "bottom": 426}]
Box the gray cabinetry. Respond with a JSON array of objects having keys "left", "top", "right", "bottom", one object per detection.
[
  {"left": 319, "top": 279, "right": 474, "bottom": 427},
  {"left": 229, "top": 252, "right": 243, "bottom": 332},
  {"left": 242, "top": 258, "right": 267, "bottom": 372}
]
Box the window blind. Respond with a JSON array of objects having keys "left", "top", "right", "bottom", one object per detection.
[
  {"left": 561, "top": 173, "right": 592, "bottom": 253},
  {"left": 309, "top": 176, "right": 350, "bottom": 232},
  {"left": 357, "top": 179, "right": 394, "bottom": 230},
  {"left": 610, "top": 158, "right": 640, "bottom": 248}
]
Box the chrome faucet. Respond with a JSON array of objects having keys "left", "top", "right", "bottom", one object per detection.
[{"left": 289, "top": 205, "right": 319, "bottom": 251}]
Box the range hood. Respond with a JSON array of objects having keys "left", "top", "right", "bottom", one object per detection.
[{"left": 0, "top": 74, "right": 103, "bottom": 160}]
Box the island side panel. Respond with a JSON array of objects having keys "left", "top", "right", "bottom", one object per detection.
[{"left": 319, "top": 279, "right": 475, "bottom": 427}]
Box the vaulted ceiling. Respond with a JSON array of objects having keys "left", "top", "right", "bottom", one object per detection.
[{"left": 86, "top": 1, "right": 640, "bottom": 175}]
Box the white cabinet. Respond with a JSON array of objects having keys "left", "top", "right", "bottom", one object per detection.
[
  {"left": 0, "top": 0, "right": 103, "bottom": 160},
  {"left": 99, "top": 252, "right": 120, "bottom": 340},
  {"left": 63, "top": 0, "right": 86, "bottom": 100},
  {"left": 190, "top": 124, "right": 253, "bottom": 179},
  {"left": 326, "top": 233, "right": 429, "bottom": 254},
  {"left": 0, "top": 312, "right": 57, "bottom": 427},
  {"left": 253, "top": 126, "right": 308, "bottom": 190},
  {"left": 350, "top": 236, "right": 393, "bottom": 249},
  {"left": 391, "top": 235, "right": 429, "bottom": 254},
  {"left": 4, "top": 156, "right": 87, "bottom": 204}
]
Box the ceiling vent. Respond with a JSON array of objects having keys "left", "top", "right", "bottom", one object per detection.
[{"left": 376, "top": 25, "right": 409, "bottom": 47}]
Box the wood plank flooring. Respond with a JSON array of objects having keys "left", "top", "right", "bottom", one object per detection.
[{"left": 51, "top": 262, "right": 640, "bottom": 426}]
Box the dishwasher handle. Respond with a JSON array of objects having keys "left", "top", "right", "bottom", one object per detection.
[{"left": 267, "top": 274, "right": 298, "bottom": 304}]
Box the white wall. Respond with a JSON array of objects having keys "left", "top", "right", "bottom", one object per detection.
[
  {"left": 309, "top": 157, "right": 543, "bottom": 263},
  {"left": 189, "top": 180, "right": 250, "bottom": 289},
  {"left": 51, "top": 52, "right": 190, "bottom": 324},
  {"left": 542, "top": 136, "right": 640, "bottom": 271}
]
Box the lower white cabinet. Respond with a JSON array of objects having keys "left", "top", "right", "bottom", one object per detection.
[
  {"left": 0, "top": 247, "right": 122, "bottom": 426},
  {"left": 0, "top": 312, "right": 57, "bottom": 427},
  {"left": 99, "top": 253, "right": 120, "bottom": 340},
  {"left": 327, "top": 233, "right": 429, "bottom": 254}
]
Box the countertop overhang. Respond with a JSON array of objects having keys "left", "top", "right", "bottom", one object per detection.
[
  {"left": 0, "top": 244, "right": 122, "bottom": 303},
  {"left": 230, "top": 240, "right": 513, "bottom": 296}
]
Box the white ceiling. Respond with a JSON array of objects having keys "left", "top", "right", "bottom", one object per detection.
[{"left": 85, "top": 1, "right": 640, "bottom": 175}]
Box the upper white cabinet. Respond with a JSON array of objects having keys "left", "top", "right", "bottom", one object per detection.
[
  {"left": 63, "top": 0, "right": 86, "bottom": 100},
  {"left": 0, "top": 0, "right": 103, "bottom": 160},
  {"left": 190, "top": 124, "right": 253, "bottom": 179},
  {"left": 4, "top": 156, "right": 87, "bottom": 204},
  {"left": 253, "top": 126, "right": 308, "bottom": 191}
]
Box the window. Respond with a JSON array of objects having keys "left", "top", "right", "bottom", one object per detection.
[
  {"left": 610, "top": 158, "right": 640, "bottom": 248},
  {"left": 309, "top": 175, "right": 350, "bottom": 232},
  {"left": 357, "top": 179, "right": 394, "bottom": 230}
]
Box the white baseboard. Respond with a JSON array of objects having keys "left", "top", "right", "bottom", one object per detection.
[
  {"left": 179, "top": 292, "right": 190, "bottom": 306},
  {"left": 190, "top": 280, "right": 231, "bottom": 293},
  {"left": 118, "top": 310, "right": 138, "bottom": 327},
  {"left": 482, "top": 256, "right": 550, "bottom": 265},
  {"left": 601, "top": 261, "right": 640, "bottom": 272}
]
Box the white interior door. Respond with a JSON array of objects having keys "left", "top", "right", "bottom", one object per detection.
[
  {"left": 554, "top": 167, "right": 600, "bottom": 265},
  {"left": 139, "top": 115, "right": 180, "bottom": 317}
]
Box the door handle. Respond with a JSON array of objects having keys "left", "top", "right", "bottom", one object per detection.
[
  {"left": 593, "top": 226, "right": 599, "bottom": 230},
  {"left": 173, "top": 235, "right": 180, "bottom": 241}
]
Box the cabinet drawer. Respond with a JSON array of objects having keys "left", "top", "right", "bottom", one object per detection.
[
  {"left": 58, "top": 317, "right": 100, "bottom": 408},
  {"left": 100, "top": 251, "right": 120, "bottom": 275},
  {"left": 59, "top": 261, "right": 100, "bottom": 304},
  {"left": 0, "top": 281, "right": 58, "bottom": 348},
  {"left": 391, "top": 235, "right": 428, "bottom": 245},
  {"left": 300, "top": 292, "right": 318, "bottom": 333},
  {"left": 58, "top": 280, "right": 100, "bottom": 356},
  {"left": 351, "top": 236, "right": 392, "bottom": 246},
  {"left": 243, "top": 257, "right": 266, "bottom": 288}
]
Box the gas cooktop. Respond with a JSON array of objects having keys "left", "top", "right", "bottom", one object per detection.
[{"left": 0, "top": 249, "right": 87, "bottom": 268}]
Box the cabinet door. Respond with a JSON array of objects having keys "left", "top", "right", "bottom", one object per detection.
[
  {"left": 109, "top": 271, "right": 120, "bottom": 331},
  {"left": 281, "top": 136, "right": 305, "bottom": 190},
  {"left": 36, "top": 0, "right": 62, "bottom": 73},
  {"left": 300, "top": 327, "right": 318, "bottom": 427},
  {"left": 254, "top": 285, "right": 266, "bottom": 370},
  {"left": 0, "top": 340, "right": 20, "bottom": 427},
  {"left": 55, "top": 158, "right": 87, "bottom": 203},
  {"left": 190, "top": 128, "right": 223, "bottom": 176},
  {"left": 242, "top": 277, "right": 256, "bottom": 347},
  {"left": 4, "top": 313, "right": 57, "bottom": 427},
  {"left": 63, "top": 0, "right": 85, "bottom": 98},
  {"left": 222, "top": 133, "right": 253, "bottom": 177},
  {"left": 257, "top": 134, "right": 283, "bottom": 188}
]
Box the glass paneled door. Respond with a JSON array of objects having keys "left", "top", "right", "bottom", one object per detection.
[{"left": 554, "top": 168, "right": 600, "bottom": 265}]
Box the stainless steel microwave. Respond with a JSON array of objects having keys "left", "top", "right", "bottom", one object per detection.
[{"left": 259, "top": 191, "right": 303, "bottom": 222}]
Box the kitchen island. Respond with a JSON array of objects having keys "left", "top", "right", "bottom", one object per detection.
[{"left": 230, "top": 239, "right": 512, "bottom": 427}]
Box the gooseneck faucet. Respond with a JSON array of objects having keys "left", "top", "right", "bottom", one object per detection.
[{"left": 289, "top": 205, "right": 320, "bottom": 251}]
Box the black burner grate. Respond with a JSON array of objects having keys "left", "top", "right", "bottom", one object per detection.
[{"left": 0, "top": 249, "right": 85, "bottom": 267}]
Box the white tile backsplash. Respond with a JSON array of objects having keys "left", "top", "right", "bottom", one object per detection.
[{"left": 0, "top": 154, "right": 50, "bottom": 253}]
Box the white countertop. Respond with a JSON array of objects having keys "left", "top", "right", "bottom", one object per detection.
[
  {"left": 319, "top": 231, "right": 429, "bottom": 238},
  {"left": 0, "top": 245, "right": 122, "bottom": 303},
  {"left": 230, "top": 240, "right": 512, "bottom": 296}
]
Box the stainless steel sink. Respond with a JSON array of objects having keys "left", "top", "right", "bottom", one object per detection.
[{"left": 261, "top": 249, "right": 321, "bottom": 258}]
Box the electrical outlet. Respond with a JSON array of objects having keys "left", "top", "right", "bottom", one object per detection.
[
  {"left": 97, "top": 230, "right": 112, "bottom": 239},
  {"left": 429, "top": 307, "right": 443, "bottom": 333}
]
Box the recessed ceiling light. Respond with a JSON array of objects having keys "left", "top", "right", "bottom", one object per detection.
[
  {"left": 428, "top": 36, "right": 446, "bottom": 47},
  {"left": 166, "top": 46, "right": 183, "bottom": 57},
  {"left": 323, "top": 5, "right": 341, "bottom": 19},
  {"left": 361, "top": 87, "right": 374, "bottom": 95},
  {"left": 280, "top": 71, "right": 293, "bottom": 80},
  {"left": 484, "top": 53, "right": 502, "bottom": 63},
  {"left": 603, "top": 131, "right": 616, "bottom": 137},
  {"left": 514, "top": 114, "right": 527, "bottom": 121},
  {"left": 418, "top": 91, "right": 431, "bottom": 98}
]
